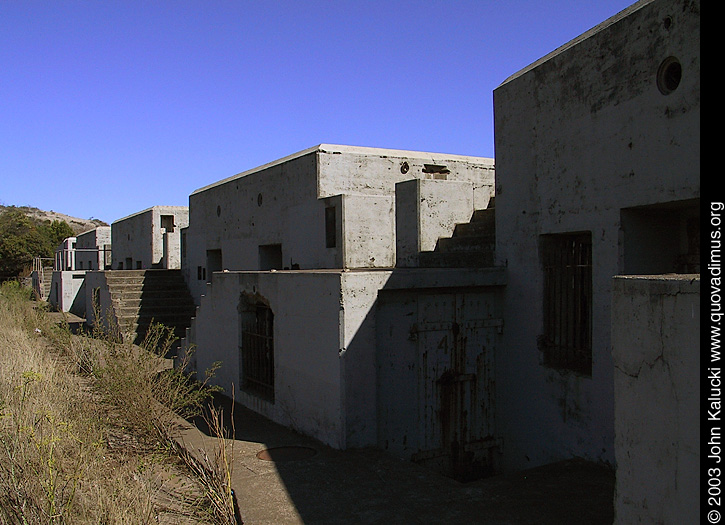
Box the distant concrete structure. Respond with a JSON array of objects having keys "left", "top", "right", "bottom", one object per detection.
[
  {"left": 75, "top": 226, "right": 112, "bottom": 270},
  {"left": 46, "top": 226, "right": 112, "bottom": 316},
  {"left": 112, "top": 206, "right": 189, "bottom": 270},
  {"left": 54, "top": 237, "right": 77, "bottom": 271}
]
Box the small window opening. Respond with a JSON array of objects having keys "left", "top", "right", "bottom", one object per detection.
[
  {"left": 422, "top": 164, "right": 450, "bottom": 179},
  {"left": 206, "top": 249, "right": 223, "bottom": 279},
  {"left": 240, "top": 299, "right": 275, "bottom": 402},
  {"left": 259, "top": 244, "right": 283, "bottom": 271},
  {"left": 325, "top": 206, "right": 337, "bottom": 248},
  {"left": 161, "top": 215, "right": 175, "bottom": 232},
  {"left": 539, "top": 232, "right": 592, "bottom": 376}
]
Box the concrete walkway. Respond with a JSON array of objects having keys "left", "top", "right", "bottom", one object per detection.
[{"left": 172, "top": 395, "right": 614, "bottom": 525}]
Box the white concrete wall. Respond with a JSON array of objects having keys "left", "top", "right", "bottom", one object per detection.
[
  {"left": 338, "top": 270, "right": 394, "bottom": 447},
  {"left": 611, "top": 275, "right": 700, "bottom": 524},
  {"left": 54, "top": 237, "right": 76, "bottom": 271},
  {"left": 76, "top": 226, "right": 111, "bottom": 271},
  {"left": 316, "top": 145, "right": 493, "bottom": 207},
  {"left": 396, "top": 179, "right": 476, "bottom": 267},
  {"left": 190, "top": 270, "right": 348, "bottom": 448},
  {"left": 183, "top": 145, "right": 495, "bottom": 304},
  {"left": 492, "top": 0, "right": 699, "bottom": 471},
  {"left": 339, "top": 195, "right": 395, "bottom": 269},
  {"left": 112, "top": 206, "right": 188, "bottom": 270},
  {"left": 83, "top": 271, "right": 116, "bottom": 333},
  {"left": 184, "top": 151, "right": 325, "bottom": 303},
  {"left": 48, "top": 270, "right": 87, "bottom": 316}
]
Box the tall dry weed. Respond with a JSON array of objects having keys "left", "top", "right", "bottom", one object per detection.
[{"left": 0, "top": 281, "right": 231, "bottom": 523}]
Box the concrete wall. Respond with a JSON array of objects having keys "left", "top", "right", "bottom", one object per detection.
[
  {"left": 84, "top": 271, "right": 116, "bottom": 334},
  {"left": 395, "top": 179, "right": 478, "bottom": 267},
  {"left": 611, "top": 275, "right": 700, "bottom": 524},
  {"left": 48, "top": 270, "right": 87, "bottom": 317},
  {"left": 112, "top": 206, "right": 188, "bottom": 270},
  {"left": 75, "top": 226, "right": 111, "bottom": 271},
  {"left": 185, "top": 266, "right": 507, "bottom": 455},
  {"left": 189, "top": 270, "right": 352, "bottom": 448},
  {"left": 492, "top": 0, "right": 699, "bottom": 471},
  {"left": 54, "top": 237, "right": 76, "bottom": 271},
  {"left": 183, "top": 145, "right": 495, "bottom": 304}
]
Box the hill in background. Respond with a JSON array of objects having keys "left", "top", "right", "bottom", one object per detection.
[{"left": 0, "top": 205, "right": 108, "bottom": 235}]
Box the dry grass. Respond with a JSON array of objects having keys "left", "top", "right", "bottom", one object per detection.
[{"left": 0, "top": 281, "right": 237, "bottom": 524}]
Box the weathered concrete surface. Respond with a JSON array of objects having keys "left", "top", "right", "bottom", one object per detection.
[
  {"left": 493, "top": 0, "right": 699, "bottom": 472},
  {"left": 395, "top": 178, "right": 478, "bottom": 267},
  {"left": 184, "top": 267, "right": 507, "bottom": 454},
  {"left": 75, "top": 226, "right": 111, "bottom": 271},
  {"left": 174, "top": 396, "right": 614, "bottom": 525},
  {"left": 48, "top": 270, "right": 87, "bottom": 317},
  {"left": 183, "top": 144, "right": 495, "bottom": 304},
  {"left": 112, "top": 206, "right": 188, "bottom": 270},
  {"left": 611, "top": 275, "right": 700, "bottom": 524}
]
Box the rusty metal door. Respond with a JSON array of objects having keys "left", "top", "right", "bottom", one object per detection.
[
  {"left": 377, "top": 290, "right": 499, "bottom": 481},
  {"left": 413, "top": 292, "right": 497, "bottom": 481}
]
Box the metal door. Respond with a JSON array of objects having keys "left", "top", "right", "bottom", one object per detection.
[{"left": 377, "top": 290, "right": 500, "bottom": 481}]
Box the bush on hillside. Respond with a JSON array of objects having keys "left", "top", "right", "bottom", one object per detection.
[{"left": 0, "top": 209, "right": 75, "bottom": 279}]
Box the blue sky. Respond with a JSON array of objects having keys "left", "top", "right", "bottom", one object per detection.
[{"left": 1, "top": 1, "right": 635, "bottom": 224}]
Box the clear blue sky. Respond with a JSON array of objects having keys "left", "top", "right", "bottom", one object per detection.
[{"left": 1, "top": 0, "right": 635, "bottom": 224}]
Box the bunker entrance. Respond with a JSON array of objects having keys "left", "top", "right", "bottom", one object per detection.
[{"left": 377, "top": 290, "right": 502, "bottom": 482}]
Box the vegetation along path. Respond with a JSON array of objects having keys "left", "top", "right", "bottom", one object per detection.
[{"left": 0, "top": 281, "right": 238, "bottom": 524}]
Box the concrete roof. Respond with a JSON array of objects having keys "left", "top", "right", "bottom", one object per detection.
[
  {"left": 191, "top": 143, "right": 495, "bottom": 196},
  {"left": 497, "top": 0, "right": 654, "bottom": 88}
]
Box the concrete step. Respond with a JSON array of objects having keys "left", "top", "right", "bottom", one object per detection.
[
  {"left": 115, "top": 307, "right": 197, "bottom": 319},
  {"left": 436, "top": 235, "right": 495, "bottom": 253},
  {"left": 452, "top": 219, "right": 494, "bottom": 238},
  {"left": 419, "top": 250, "right": 494, "bottom": 268},
  {"left": 110, "top": 290, "right": 195, "bottom": 303},
  {"left": 104, "top": 269, "right": 196, "bottom": 352}
]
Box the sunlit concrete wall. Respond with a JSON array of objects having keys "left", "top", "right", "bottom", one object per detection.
[
  {"left": 75, "top": 226, "right": 111, "bottom": 271},
  {"left": 395, "top": 178, "right": 483, "bottom": 267},
  {"left": 187, "top": 269, "right": 391, "bottom": 449},
  {"left": 492, "top": 0, "right": 699, "bottom": 471},
  {"left": 611, "top": 275, "right": 700, "bottom": 524},
  {"left": 54, "top": 237, "right": 77, "bottom": 271},
  {"left": 182, "top": 144, "right": 494, "bottom": 304},
  {"left": 48, "top": 270, "right": 87, "bottom": 317},
  {"left": 112, "top": 206, "right": 188, "bottom": 270}
]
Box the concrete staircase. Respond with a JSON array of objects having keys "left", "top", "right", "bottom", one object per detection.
[
  {"left": 104, "top": 270, "right": 196, "bottom": 349},
  {"left": 39, "top": 263, "right": 53, "bottom": 299},
  {"left": 419, "top": 198, "right": 496, "bottom": 268}
]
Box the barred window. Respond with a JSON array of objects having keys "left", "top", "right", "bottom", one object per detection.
[
  {"left": 240, "top": 299, "right": 275, "bottom": 401},
  {"left": 540, "top": 232, "right": 592, "bottom": 375}
]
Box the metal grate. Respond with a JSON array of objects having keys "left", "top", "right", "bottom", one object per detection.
[
  {"left": 540, "top": 233, "right": 592, "bottom": 375},
  {"left": 240, "top": 303, "right": 275, "bottom": 401}
]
